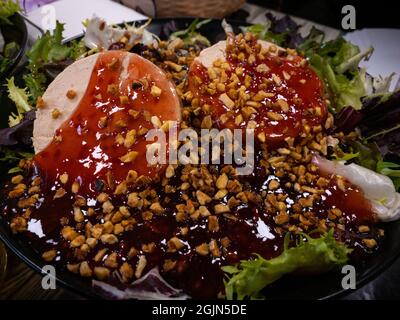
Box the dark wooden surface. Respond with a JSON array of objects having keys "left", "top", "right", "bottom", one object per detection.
[{"left": 1, "top": 1, "right": 399, "bottom": 301}]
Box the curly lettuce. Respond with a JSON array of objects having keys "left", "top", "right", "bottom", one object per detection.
[
  {"left": 0, "top": 148, "right": 33, "bottom": 173},
  {"left": 376, "top": 161, "right": 400, "bottom": 190},
  {"left": 222, "top": 230, "right": 350, "bottom": 300},
  {"left": 25, "top": 21, "right": 77, "bottom": 102}
]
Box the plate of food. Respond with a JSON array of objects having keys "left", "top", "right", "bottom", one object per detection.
[
  {"left": 0, "top": 15, "right": 400, "bottom": 300},
  {"left": 0, "top": 1, "right": 27, "bottom": 80}
]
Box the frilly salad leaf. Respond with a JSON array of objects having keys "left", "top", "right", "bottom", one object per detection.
[
  {"left": 222, "top": 230, "right": 350, "bottom": 300},
  {"left": 347, "top": 141, "right": 381, "bottom": 171},
  {"left": 28, "top": 21, "right": 71, "bottom": 67},
  {"left": 0, "top": 0, "right": 21, "bottom": 25},
  {"left": 332, "top": 151, "right": 359, "bottom": 162},
  {"left": 0, "top": 148, "right": 33, "bottom": 174},
  {"left": 5, "top": 76, "right": 32, "bottom": 127}
]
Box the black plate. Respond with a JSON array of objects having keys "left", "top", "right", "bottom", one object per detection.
[
  {"left": 1, "top": 18, "right": 400, "bottom": 300},
  {"left": 0, "top": 13, "right": 28, "bottom": 80}
]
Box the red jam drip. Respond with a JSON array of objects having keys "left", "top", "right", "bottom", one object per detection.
[
  {"left": 34, "top": 51, "right": 180, "bottom": 195},
  {"left": 188, "top": 40, "right": 327, "bottom": 144},
  {"left": 321, "top": 176, "right": 377, "bottom": 224}
]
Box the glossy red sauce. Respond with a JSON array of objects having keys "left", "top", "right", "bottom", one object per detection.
[
  {"left": 188, "top": 40, "right": 327, "bottom": 144},
  {"left": 34, "top": 51, "right": 181, "bottom": 195}
]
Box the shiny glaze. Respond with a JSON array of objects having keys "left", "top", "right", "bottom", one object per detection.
[{"left": 1, "top": 148, "right": 379, "bottom": 299}]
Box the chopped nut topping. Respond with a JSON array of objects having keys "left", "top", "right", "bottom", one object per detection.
[
  {"left": 119, "top": 262, "right": 133, "bottom": 283},
  {"left": 79, "top": 261, "right": 93, "bottom": 277},
  {"left": 214, "top": 203, "right": 230, "bottom": 214},
  {"left": 219, "top": 93, "right": 235, "bottom": 109},
  {"left": 11, "top": 175, "right": 23, "bottom": 184},
  {"left": 216, "top": 173, "right": 228, "bottom": 189},
  {"left": 107, "top": 84, "right": 118, "bottom": 95},
  {"left": 196, "top": 190, "right": 212, "bottom": 205},
  {"left": 73, "top": 207, "right": 85, "bottom": 223},
  {"left": 363, "top": 238, "right": 377, "bottom": 249},
  {"left": 53, "top": 187, "right": 66, "bottom": 199},
  {"left": 114, "top": 181, "right": 128, "bottom": 195},
  {"left": 36, "top": 96, "right": 45, "bottom": 108},
  {"left": 119, "top": 95, "right": 129, "bottom": 104},
  {"left": 102, "top": 200, "right": 114, "bottom": 214},
  {"left": 268, "top": 179, "right": 280, "bottom": 190},
  {"left": 266, "top": 111, "right": 283, "bottom": 121},
  {"left": 100, "top": 234, "right": 118, "bottom": 244},
  {"left": 150, "top": 202, "right": 164, "bottom": 214},
  {"left": 71, "top": 181, "right": 80, "bottom": 194},
  {"left": 167, "top": 237, "right": 185, "bottom": 252},
  {"left": 358, "top": 225, "right": 370, "bottom": 233},
  {"left": 209, "top": 239, "right": 221, "bottom": 257},
  {"left": 97, "top": 192, "right": 109, "bottom": 203},
  {"left": 42, "top": 249, "right": 57, "bottom": 262},
  {"left": 71, "top": 235, "right": 86, "bottom": 248},
  {"left": 256, "top": 63, "right": 270, "bottom": 73},
  {"left": 163, "top": 259, "right": 177, "bottom": 272}
]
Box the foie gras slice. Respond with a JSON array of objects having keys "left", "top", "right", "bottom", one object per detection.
[
  {"left": 33, "top": 50, "right": 181, "bottom": 194},
  {"left": 187, "top": 38, "right": 327, "bottom": 145}
]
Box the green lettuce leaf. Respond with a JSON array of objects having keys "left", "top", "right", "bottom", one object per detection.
[
  {"left": 243, "top": 23, "right": 285, "bottom": 46},
  {"left": 332, "top": 151, "right": 359, "bottom": 162},
  {"left": 0, "top": 148, "right": 33, "bottom": 174},
  {"left": 170, "top": 19, "right": 211, "bottom": 46},
  {"left": 5, "top": 76, "right": 32, "bottom": 127},
  {"left": 0, "top": 0, "right": 21, "bottom": 25},
  {"left": 222, "top": 230, "right": 350, "bottom": 300},
  {"left": 376, "top": 161, "right": 400, "bottom": 190},
  {"left": 301, "top": 35, "right": 373, "bottom": 112}
]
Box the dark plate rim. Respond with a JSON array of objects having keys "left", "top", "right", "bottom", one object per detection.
[{"left": 1, "top": 17, "right": 400, "bottom": 300}]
